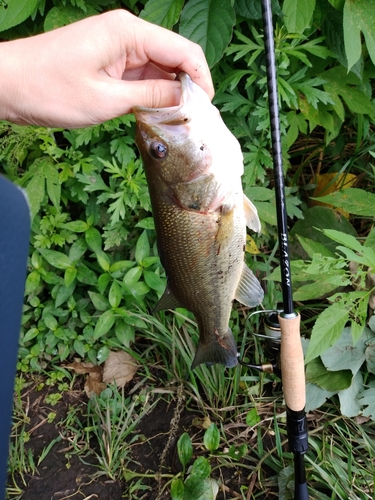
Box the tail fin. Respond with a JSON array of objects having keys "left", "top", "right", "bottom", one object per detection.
[{"left": 191, "top": 328, "right": 238, "bottom": 369}]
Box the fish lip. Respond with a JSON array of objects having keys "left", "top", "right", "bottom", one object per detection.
[{"left": 132, "top": 72, "right": 193, "bottom": 124}]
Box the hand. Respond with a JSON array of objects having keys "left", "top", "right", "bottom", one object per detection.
[{"left": 0, "top": 9, "right": 214, "bottom": 128}]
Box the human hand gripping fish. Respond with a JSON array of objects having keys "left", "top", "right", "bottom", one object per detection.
[{"left": 133, "top": 73, "right": 264, "bottom": 369}]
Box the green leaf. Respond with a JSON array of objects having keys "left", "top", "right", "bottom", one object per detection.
[
  {"left": 44, "top": 5, "right": 97, "bottom": 32},
  {"left": 25, "top": 270, "right": 41, "bottom": 295},
  {"left": 180, "top": 0, "right": 236, "bottom": 67},
  {"left": 139, "top": 0, "right": 184, "bottom": 29},
  {"left": 74, "top": 339, "right": 86, "bottom": 358},
  {"left": 86, "top": 227, "right": 103, "bottom": 253},
  {"left": 25, "top": 174, "right": 45, "bottom": 220},
  {"left": 245, "top": 408, "right": 261, "bottom": 427},
  {"left": 88, "top": 291, "right": 110, "bottom": 312},
  {"left": 203, "top": 423, "right": 220, "bottom": 452},
  {"left": 190, "top": 456, "right": 211, "bottom": 478},
  {"left": 283, "top": 0, "right": 316, "bottom": 34},
  {"left": 296, "top": 235, "right": 335, "bottom": 258},
  {"left": 45, "top": 163, "right": 61, "bottom": 210},
  {"left": 143, "top": 271, "right": 166, "bottom": 293},
  {"left": 94, "top": 310, "right": 115, "bottom": 340},
  {"left": 358, "top": 387, "right": 375, "bottom": 420},
  {"left": 69, "top": 238, "right": 88, "bottom": 262},
  {"left": 55, "top": 282, "right": 76, "bottom": 308},
  {"left": 171, "top": 478, "right": 184, "bottom": 500},
  {"left": 44, "top": 314, "right": 58, "bottom": 331},
  {"left": 338, "top": 371, "right": 363, "bottom": 418},
  {"left": 321, "top": 326, "right": 370, "bottom": 375},
  {"left": 109, "top": 280, "right": 122, "bottom": 309},
  {"left": 135, "top": 230, "right": 150, "bottom": 264},
  {"left": 343, "top": 0, "right": 375, "bottom": 71},
  {"left": 39, "top": 249, "right": 72, "bottom": 270},
  {"left": 23, "top": 327, "right": 40, "bottom": 343},
  {"left": 305, "top": 383, "right": 335, "bottom": 413},
  {"left": 306, "top": 357, "right": 352, "bottom": 391},
  {"left": 312, "top": 188, "right": 375, "bottom": 217},
  {"left": 0, "top": 0, "right": 38, "bottom": 32},
  {"left": 64, "top": 267, "right": 77, "bottom": 288},
  {"left": 177, "top": 433, "right": 193, "bottom": 468},
  {"left": 61, "top": 221, "right": 89, "bottom": 233},
  {"left": 305, "top": 301, "right": 349, "bottom": 362},
  {"left": 97, "top": 251, "right": 110, "bottom": 272},
  {"left": 365, "top": 338, "right": 375, "bottom": 374},
  {"left": 97, "top": 345, "right": 110, "bottom": 363}
]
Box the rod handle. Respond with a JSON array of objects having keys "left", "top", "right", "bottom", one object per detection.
[{"left": 279, "top": 313, "right": 306, "bottom": 412}]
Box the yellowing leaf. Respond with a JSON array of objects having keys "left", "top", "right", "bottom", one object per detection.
[
  {"left": 245, "top": 234, "right": 260, "bottom": 254},
  {"left": 310, "top": 172, "right": 357, "bottom": 217}
]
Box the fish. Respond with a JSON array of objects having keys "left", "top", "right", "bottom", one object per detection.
[{"left": 133, "top": 72, "right": 263, "bottom": 369}]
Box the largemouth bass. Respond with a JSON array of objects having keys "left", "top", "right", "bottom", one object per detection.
[{"left": 133, "top": 72, "right": 263, "bottom": 369}]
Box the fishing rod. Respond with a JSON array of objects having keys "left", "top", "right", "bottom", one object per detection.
[{"left": 241, "top": 1, "right": 309, "bottom": 498}]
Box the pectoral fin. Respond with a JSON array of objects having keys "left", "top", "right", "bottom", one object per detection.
[
  {"left": 235, "top": 262, "right": 264, "bottom": 307},
  {"left": 153, "top": 285, "right": 182, "bottom": 312},
  {"left": 244, "top": 195, "right": 261, "bottom": 233}
]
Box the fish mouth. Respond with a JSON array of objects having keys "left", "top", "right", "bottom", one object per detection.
[{"left": 132, "top": 72, "right": 202, "bottom": 126}]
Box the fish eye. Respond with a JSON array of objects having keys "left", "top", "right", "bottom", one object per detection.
[{"left": 150, "top": 141, "right": 168, "bottom": 159}]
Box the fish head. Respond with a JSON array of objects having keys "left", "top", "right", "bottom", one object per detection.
[{"left": 133, "top": 72, "right": 244, "bottom": 194}]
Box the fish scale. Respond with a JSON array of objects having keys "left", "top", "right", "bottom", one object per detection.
[{"left": 133, "top": 72, "right": 264, "bottom": 369}]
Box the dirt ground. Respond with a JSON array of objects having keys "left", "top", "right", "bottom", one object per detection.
[{"left": 8, "top": 377, "right": 273, "bottom": 500}]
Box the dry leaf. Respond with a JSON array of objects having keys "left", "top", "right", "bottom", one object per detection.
[
  {"left": 65, "top": 361, "right": 103, "bottom": 377},
  {"left": 102, "top": 351, "right": 138, "bottom": 388},
  {"left": 84, "top": 377, "right": 106, "bottom": 398}
]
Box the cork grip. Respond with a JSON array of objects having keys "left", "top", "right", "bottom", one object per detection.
[{"left": 279, "top": 313, "right": 306, "bottom": 412}]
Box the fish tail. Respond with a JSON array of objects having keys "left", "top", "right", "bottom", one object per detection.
[{"left": 191, "top": 328, "right": 238, "bottom": 369}]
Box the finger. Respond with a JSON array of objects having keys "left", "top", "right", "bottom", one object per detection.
[{"left": 124, "top": 12, "right": 214, "bottom": 100}]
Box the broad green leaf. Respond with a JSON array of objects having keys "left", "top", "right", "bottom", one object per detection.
[
  {"left": 177, "top": 433, "right": 193, "bottom": 468},
  {"left": 109, "top": 260, "right": 135, "bottom": 274},
  {"left": 23, "top": 327, "right": 40, "bottom": 343},
  {"left": 312, "top": 188, "right": 375, "bottom": 217},
  {"left": 74, "top": 339, "right": 86, "bottom": 358},
  {"left": 86, "top": 227, "right": 103, "bottom": 253},
  {"left": 343, "top": 0, "right": 375, "bottom": 71},
  {"left": 124, "top": 266, "right": 143, "bottom": 287},
  {"left": 305, "top": 301, "right": 349, "bottom": 362},
  {"left": 190, "top": 456, "right": 211, "bottom": 479},
  {"left": 94, "top": 310, "right": 115, "bottom": 340},
  {"left": 0, "top": 0, "right": 38, "bottom": 32},
  {"left": 321, "top": 229, "right": 363, "bottom": 253},
  {"left": 143, "top": 271, "right": 165, "bottom": 293},
  {"left": 338, "top": 371, "right": 363, "bottom": 418},
  {"left": 180, "top": 0, "right": 236, "bottom": 67},
  {"left": 365, "top": 228, "right": 375, "bottom": 248},
  {"left": 203, "top": 423, "right": 220, "bottom": 452},
  {"left": 76, "top": 263, "right": 97, "bottom": 285},
  {"left": 88, "top": 291, "right": 110, "bottom": 312},
  {"left": 171, "top": 478, "right": 184, "bottom": 500},
  {"left": 45, "top": 162, "right": 61, "bottom": 210},
  {"left": 135, "top": 230, "right": 150, "bottom": 264},
  {"left": 365, "top": 338, "right": 375, "bottom": 374},
  {"left": 44, "top": 5, "right": 97, "bottom": 31},
  {"left": 44, "top": 314, "right": 58, "bottom": 331},
  {"left": 69, "top": 238, "right": 88, "bottom": 262},
  {"left": 283, "top": 0, "right": 315, "bottom": 34},
  {"left": 61, "top": 221, "right": 89, "bottom": 233},
  {"left": 97, "top": 251, "right": 110, "bottom": 272},
  {"left": 97, "top": 345, "right": 110, "bottom": 363},
  {"left": 109, "top": 280, "right": 122, "bottom": 309},
  {"left": 64, "top": 267, "right": 77, "bottom": 288},
  {"left": 97, "top": 273, "right": 112, "bottom": 294},
  {"left": 139, "top": 0, "right": 184, "bottom": 29},
  {"left": 114, "top": 320, "right": 135, "bottom": 348},
  {"left": 25, "top": 174, "right": 45, "bottom": 220},
  {"left": 305, "top": 383, "right": 335, "bottom": 413},
  {"left": 296, "top": 236, "right": 335, "bottom": 258},
  {"left": 184, "top": 475, "right": 218, "bottom": 500},
  {"left": 358, "top": 387, "right": 375, "bottom": 420},
  {"left": 245, "top": 408, "right": 261, "bottom": 427},
  {"left": 25, "top": 270, "right": 41, "bottom": 295},
  {"left": 305, "top": 357, "right": 352, "bottom": 391},
  {"left": 321, "top": 326, "right": 370, "bottom": 375},
  {"left": 39, "top": 249, "right": 72, "bottom": 270},
  {"left": 55, "top": 282, "right": 76, "bottom": 308}
]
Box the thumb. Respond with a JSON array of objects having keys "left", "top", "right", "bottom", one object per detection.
[{"left": 97, "top": 79, "right": 182, "bottom": 119}]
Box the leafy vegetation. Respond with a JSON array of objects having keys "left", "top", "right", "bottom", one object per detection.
[{"left": 1, "top": 0, "right": 375, "bottom": 498}]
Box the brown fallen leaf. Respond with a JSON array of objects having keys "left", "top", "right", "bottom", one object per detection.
[
  {"left": 65, "top": 360, "right": 105, "bottom": 397},
  {"left": 102, "top": 351, "right": 138, "bottom": 388}
]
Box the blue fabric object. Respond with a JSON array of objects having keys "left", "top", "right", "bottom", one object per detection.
[{"left": 0, "top": 176, "right": 30, "bottom": 500}]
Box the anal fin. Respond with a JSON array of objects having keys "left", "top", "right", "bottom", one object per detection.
[
  {"left": 235, "top": 262, "right": 264, "bottom": 307},
  {"left": 153, "top": 285, "right": 182, "bottom": 312}
]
